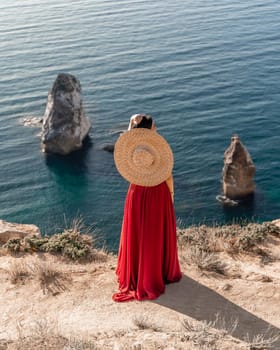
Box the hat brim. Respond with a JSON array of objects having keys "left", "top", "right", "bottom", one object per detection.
[{"left": 114, "top": 128, "right": 173, "bottom": 186}]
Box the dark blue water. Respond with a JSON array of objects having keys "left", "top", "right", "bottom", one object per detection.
[{"left": 0, "top": 0, "right": 279, "bottom": 251}]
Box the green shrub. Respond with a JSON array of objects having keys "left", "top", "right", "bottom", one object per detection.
[
  {"left": 43, "top": 230, "right": 93, "bottom": 261},
  {"left": 24, "top": 236, "right": 49, "bottom": 252},
  {"left": 3, "top": 238, "right": 21, "bottom": 253},
  {"left": 237, "top": 224, "right": 267, "bottom": 251},
  {"left": 178, "top": 221, "right": 280, "bottom": 255},
  {"left": 2, "top": 218, "right": 105, "bottom": 263}
]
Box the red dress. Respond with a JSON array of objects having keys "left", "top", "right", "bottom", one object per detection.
[{"left": 112, "top": 181, "right": 182, "bottom": 302}]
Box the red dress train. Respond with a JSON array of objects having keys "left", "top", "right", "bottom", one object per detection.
[{"left": 112, "top": 181, "right": 182, "bottom": 302}]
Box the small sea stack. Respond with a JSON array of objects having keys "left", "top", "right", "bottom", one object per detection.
[
  {"left": 222, "top": 135, "right": 256, "bottom": 200},
  {"left": 41, "top": 73, "right": 91, "bottom": 155}
]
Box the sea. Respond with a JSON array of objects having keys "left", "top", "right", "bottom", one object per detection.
[{"left": 0, "top": 0, "right": 279, "bottom": 251}]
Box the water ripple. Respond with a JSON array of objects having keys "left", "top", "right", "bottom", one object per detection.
[{"left": 0, "top": 0, "right": 280, "bottom": 242}]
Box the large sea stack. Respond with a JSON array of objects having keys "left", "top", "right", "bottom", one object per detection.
[
  {"left": 41, "top": 73, "right": 91, "bottom": 155},
  {"left": 222, "top": 135, "right": 256, "bottom": 200}
]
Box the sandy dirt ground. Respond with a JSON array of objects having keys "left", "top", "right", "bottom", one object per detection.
[{"left": 0, "top": 227, "right": 280, "bottom": 349}]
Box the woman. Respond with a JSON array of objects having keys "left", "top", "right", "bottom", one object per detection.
[{"left": 112, "top": 114, "right": 182, "bottom": 302}]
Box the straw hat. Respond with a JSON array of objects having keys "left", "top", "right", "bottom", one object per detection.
[{"left": 114, "top": 128, "right": 173, "bottom": 186}]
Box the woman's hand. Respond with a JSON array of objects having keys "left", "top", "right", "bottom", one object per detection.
[{"left": 128, "top": 114, "right": 143, "bottom": 130}]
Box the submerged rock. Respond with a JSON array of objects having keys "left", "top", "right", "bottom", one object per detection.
[
  {"left": 0, "top": 220, "right": 40, "bottom": 244},
  {"left": 102, "top": 144, "right": 115, "bottom": 153},
  {"left": 222, "top": 135, "right": 256, "bottom": 200},
  {"left": 41, "top": 73, "right": 91, "bottom": 155},
  {"left": 216, "top": 195, "right": 239, "bottom": 206},
  {"left": 21, "top": 116, "right": 43, "bottom": 127}
]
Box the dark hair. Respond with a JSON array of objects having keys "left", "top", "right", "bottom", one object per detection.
[{"left": 133, "top": 114, "right": 153, "bottom": 129}]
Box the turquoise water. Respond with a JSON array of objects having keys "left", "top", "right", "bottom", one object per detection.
[{"left": 0, "top": 0, "right": 279, "bottom": 251}]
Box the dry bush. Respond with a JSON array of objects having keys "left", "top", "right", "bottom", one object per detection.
[
  {"left": 2, "top": 336, "right": 67, "bottom": 350},
  {"left": 210, "top": 313, "right": 238, "bottom": 336},
  {"left": 189, "top": 246, "right": 228, "bottom": 275},
  {"left": 10, "top": 317, "right": 98, "bottom": 350},
  {"left": 182, "top": 315, "right": 240, "bottom": 349},
  {"left": 12, "top": 317, "right": 67, "bottom": 350},
  {"left": 244, "top": 332, "right": 280, "bottom": 350},
  {"left": 133, "top": 315, "right": 162, "bottom": 332},
  {"left": 213, "top": 222, "right": 280, "bottom": 254},
  {"left": 178, "top": 222, "right": 280, "bottom": 257},
  {"left": 31, "top": 261, "right": 71, "bottom": 295},
  {"left": 64, "top": 338, "right": 96, "bottom": 350},
  {"left": 182, "top": 318, "right": 223, "bottom": 348},
  {"left": 182, "top": 315, "right": 279, "bottom": 350},
  {"left": 5, "top": 258, "right": 72, "bottom": 294},
  {"left": 178, "top": 225, "right": 214, "bottom": 252},
  {"left": 92, "top": 245, "right": 110, "bottom": 262},
  {"left": 7, "top": 260, "right": 31, "bottom": 284},
  {"left": 2, "top": 333, "right": 97, "bottom": 350}
]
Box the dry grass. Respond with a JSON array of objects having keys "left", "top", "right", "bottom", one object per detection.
[
  {"left": 182, "top": 315, "right": 280, "bottom": 350},
  {"left": 1, "top": 220, "right": 279, "bottom": 350},
  {"left": 210, "top": 313, "right": 239, "bottom": 335},
  {"left": 12, "top": 317, "right": 65, "bottom": 350},
  {"left": 132, "top": 315, "right": 162, "bottom": 332},
  {"left": 63, "top": 338, "right": 96, "bottom": 350},
  {"left": 189, "top": 246, "right": 228, "bottom": 275},
  {"left": 1, "top": 312, "right": 277, "bottom": 350},
  {"left": 3, "top": 334, "right": 97, "bottom": 350},
  {"left": 10, "top": 317, "right": 98, "bottom": 350},
  {"left": 182, "top": 314, "right": 242, "bottom": 350},
  {"left": 6, "top": 261, "right": 31, "bottom": 284},
  {"left": 90, "top": 247, "right": 109, "bottom": 263},
  {"left": 5, "top": 258, "right": 71, "bottom": 295},
  {"left": 244, "top": 332, "right": 280, "bottom": 350},
  {"left": 182, "top": 318, "right": 227, "bottom": 348},
  {"left": 30, "top": 261, "right": 72, "bottom": 295}
]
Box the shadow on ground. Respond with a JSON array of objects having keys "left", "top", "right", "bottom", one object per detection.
[{"left": 155, "top": 274, "right": 280, "bottom": 349}]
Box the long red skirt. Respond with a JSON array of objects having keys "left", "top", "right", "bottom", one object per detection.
[{"left": 112, "top": 181, "right": 182, "bottom": 302}]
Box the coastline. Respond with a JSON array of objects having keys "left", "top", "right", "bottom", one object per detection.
[{"left": 0, "top": 219, "right": 280, "bottom": 349}]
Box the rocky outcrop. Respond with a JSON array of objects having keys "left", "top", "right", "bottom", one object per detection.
[
  {"left": 41, "top": 73, "right": 91, "bottom": 155},
  {"left": 272, "top": 219, "right": 280, "bottom": 228},
  {"left": 222, "top": 135, "right": 256, "bottom": 200},
  {"left": 0, "top": 220, "right": 40, "bottom": 244}
]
